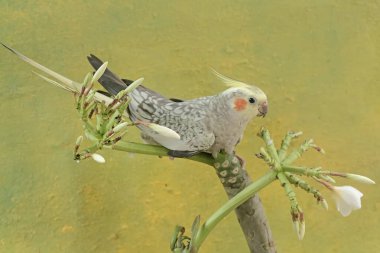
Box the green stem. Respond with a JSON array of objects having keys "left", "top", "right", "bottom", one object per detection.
[
  {"left": 260, "top": 129, "right": 280, "bottom": 162},
  {"left": 285, "top": 172, "right": 324, "bottom": 201},
  {"left": 282, "top": 166, "right": 336, "bottom": 183},
  {"left": 282, "top": 165, "right": 319, "bottom": 176},
  {"left": 282, "top": 139, "right": 313, "bottom": 165},
  {"left": 278, "top": 132, "right": 293, "bottom": 161},
  {"left": 109, "top": 141, "right": 215, "bottom": 166},
  {"left": 191, "top": 170, "right": 277, "bottom": 251},
  {"left": 277, "top": 172, "right": 298, "bottom": 209},
  {"left": 278, "top": 131, "right": 302, "bottom": 161}
]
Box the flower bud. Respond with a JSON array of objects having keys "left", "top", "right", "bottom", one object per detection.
[
  {"left": 345, "top": 173, "right": 375, "bottom": 184},
  {"left": 113, "top": 122, "right": 129, "bottom": 133},
  {"left": 320, "top": 198, "right": 329, "bottom": 210},
  {"left": 298, "top": 220, "right": 305, "bottom": 240},
  {"left": 91, "top": 153, "right": 106, "bottom": 163},
  {"left": 83, "top": 72, "right": 93, "bottom": 87},
  {"left": 124, "top": 78, "right": 144, "bottom": 94},
  {"left": 85, "top": 90, "right": 96, "bottom": 103},
  {"left": 292, "top": 220, "right": 300, "bottom": 235},
  {"left": 75, "top": 135, "right": 83, "bottom": 146},
  {"left": 291, "top": 131, "right": 303, "bottom": 138},
  {"left": 92, "top": 61, "right": 108, "bottom": 84},
  {"left": 115, "top": 78, "right": 144, "bottom": 100}
]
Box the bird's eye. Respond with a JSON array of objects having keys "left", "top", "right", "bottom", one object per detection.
[{"left": 248, "top": 97, "right": 256, "bottom": 104}]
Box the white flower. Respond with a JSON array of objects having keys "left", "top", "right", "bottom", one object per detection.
[
  {"left": 332, "top": 186, "right": 363, "bottom": 217},
  {"left": 91, "top": 153, "right": 106, "bottom": 164}
]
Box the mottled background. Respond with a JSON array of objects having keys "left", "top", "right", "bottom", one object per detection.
[{"left": 0, "top": 1, "right": 379, "bottom": 252}]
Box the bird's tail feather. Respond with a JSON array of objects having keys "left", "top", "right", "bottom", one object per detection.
[{"left": 87, "top": 54, "right": 128, "bottom": 96}]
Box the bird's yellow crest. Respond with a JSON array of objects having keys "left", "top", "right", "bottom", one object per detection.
[{"left": 211, "top": 68, "right": 250, "bottom": 88}]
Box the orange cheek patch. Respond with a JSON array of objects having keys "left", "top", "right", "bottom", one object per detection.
[{"left": 234, "top": 98, "right": 247, "bottom": 111}]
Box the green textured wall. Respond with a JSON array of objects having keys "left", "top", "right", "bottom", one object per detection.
[{"left": 0, "top": 1, "right": 379, "bottom": 252}]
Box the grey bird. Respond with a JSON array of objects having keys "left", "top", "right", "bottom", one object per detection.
[{"left": 87, "top": 55, "right": 268, "bottom": 158}]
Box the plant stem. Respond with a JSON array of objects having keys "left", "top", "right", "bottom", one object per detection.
[
  {"left": 260, "top": 129, "right": 280, "bottom": 162},
  {"left": 109, "top": 141, "right": 214, "bottom": 166},
  {"left": 191, "top": 170, "right": 277, "bottom": 251},
  {"left": 282, "top": 139, "right": 313, "bottom": 165},
  {"left": 277, "top": 172, "right": 297, "bottom": 204},
  {"left": 282, "top": 165, "right": 319, "bottom": 176}
]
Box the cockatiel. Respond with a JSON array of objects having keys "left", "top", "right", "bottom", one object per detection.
[{"left": 87, "top": 55, "right": 268, "bottom": 158}]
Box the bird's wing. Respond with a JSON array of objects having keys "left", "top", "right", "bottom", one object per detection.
[{"left": 128, "top": 89, "right": 215, "bottom": 153}]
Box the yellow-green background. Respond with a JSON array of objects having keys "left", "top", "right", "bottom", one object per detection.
[{"left": 0, "top": 1, "right": 379, "bottom": 252}]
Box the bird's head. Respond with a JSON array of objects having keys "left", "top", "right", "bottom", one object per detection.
[{"left": 213, "top": 70, "right": 268, "bottom": 118}]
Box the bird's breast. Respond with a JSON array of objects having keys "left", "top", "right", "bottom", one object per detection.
[{"left": 208, "top": 113, "right": 250, "bottom": 154}]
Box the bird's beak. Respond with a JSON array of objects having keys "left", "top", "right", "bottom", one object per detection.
[{"left": 258, "top": 101, "right": 268, "bottom": 117}]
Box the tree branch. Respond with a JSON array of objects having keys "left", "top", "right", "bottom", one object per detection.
[
  {"left": 110, "top": 141, "right": 276, "bottom": 253},
  {"left": 226, "top": 171, "right": 276, "bottom": 253}
]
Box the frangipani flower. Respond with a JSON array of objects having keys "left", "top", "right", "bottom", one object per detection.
[{"left": 332, "top": 186, "right": 363, "bottom": 217}]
